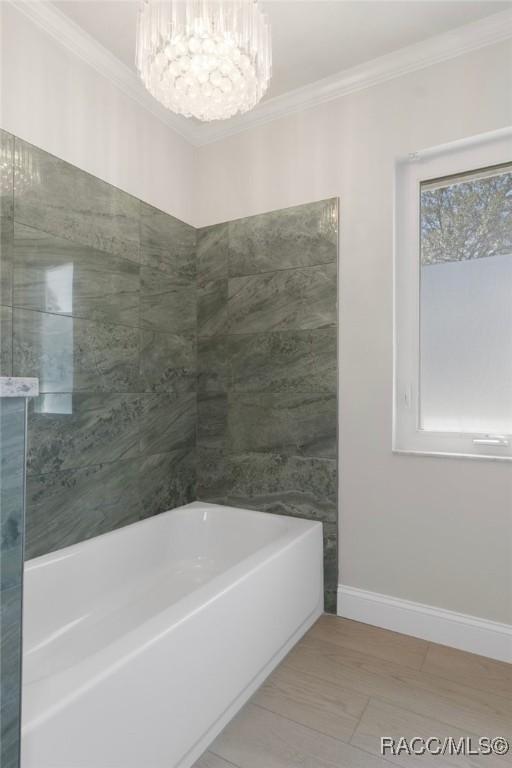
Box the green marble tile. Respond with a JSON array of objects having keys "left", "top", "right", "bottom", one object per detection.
[
  {"left": 0, "top": 216, "right": 13, "bottom": 306},
  {"left": 197, "top": 223, "right": 228, "bottom": 285},
  {"left": 14, "top": 139, "right": 140, "bottom": 262},
  {"left": 228, "top": 392, "right": 336, "bottom": 459},
  {"left": 227, "top": 263, "right": 337, "bottom": 334},
  {"left": 13, "top": 223, "right": 140, "bottom": 326},
  {"left": 139, "top": 393, "right": 196, "bottom": 455},
  {"left": 140, "top": 201, "right": 195, "bottom": 279},
  {"left": 0, "top": 392, "right": 24, "bottom": 768},
  {"left": 227, "top": 452, "right": 337, "bottom": 523},
  {"left": 324, "top": 588, "right": 338, "bottom": 615},
  {"left": 138, "top": 449, "right": 196, "bottom": 519},
  {"left": 13, "top": 308, "right": 139, "bottom": 393},
  {"left": 197, "top": 393, "right": 228, "bottom": 448},
  {"left": 228, "top": 199, "right": 338, "bottom": 277},
  {"left": 27, "top": 393, "right": 142, "bottom": 475},
  {"left": 229, "top": 328, "right": 337, "bottom": 393},
  {"left": 140, "top": 330, "right": 196, "bottom": 394},
  {"left": 0, "top": 399, "right": 25, "bottom": 593},
  {"left": 323, "top": 521, "right": 338, "bottom": 594},
  {"left": 0, "top": 305, "right": 12, "bottom": 377},
  {"left": 197, "top": 335, "right": 229, "bottom": 394},
  {"left": 198, "top": 279, "right": 228, "bottom": 337},
  {"left": 196, "top": 445, "right": 228, "bottom": 504},
  {"left": 0, "top": 585, "right": 22, "bottom": 706},
  {"left": 0, "top": 130, "right": 14, "bottom": 219},
  {"left": 0, "top": 586, "right": 22, "bottom": 768},
  {"left": 25, "top": 458, "right": 143, "bottom": 559},
  {"left": 140, "top": 266, "right": 196, "bottom": 335}
]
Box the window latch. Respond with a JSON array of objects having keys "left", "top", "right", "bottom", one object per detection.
[{"left": 473, "top": 435, "right": 510, "bottom": 447}]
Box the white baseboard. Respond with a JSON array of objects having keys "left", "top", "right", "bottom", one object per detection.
[{"left": 337, "top": 585, "right": 512, "bottom": 663}]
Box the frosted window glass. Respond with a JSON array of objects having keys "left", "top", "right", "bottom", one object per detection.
[{"left": 419, "top": 166, "right": 512, "bottom": 434}]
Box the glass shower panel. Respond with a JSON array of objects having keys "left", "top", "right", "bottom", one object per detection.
[{"left": 0, "top": 396, "right": 28, "bottom": 768}]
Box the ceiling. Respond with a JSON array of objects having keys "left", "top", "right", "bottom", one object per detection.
[{"left": 52, "top": 0, "right": 511, "bottom": 102}]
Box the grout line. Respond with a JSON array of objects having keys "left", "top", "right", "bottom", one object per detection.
[
  {"left": 12, "top": 216, "right": 143, "bottom": 269},
  {"left": 225, "top": 257, "right": 338, "bottom": 281},
  {"left": 197, "top": 258, "right": 338, "bottom": 283},
  {"left": 27, "top": 390, "right": 197, "bottom": 396},
  {"left": 11, "top": 303, "right": 140, "bottom": 332},
  {"left": 11, "top": 303, "right": 199, "bottom": 337},
  {"left": 26, "top": 443, "right": 196, "bottom": 479},
  {"left": 197, "top": 325, "right": 337, "bottom": 342}
]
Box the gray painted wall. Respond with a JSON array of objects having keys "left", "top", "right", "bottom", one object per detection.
[{"left": 195, "top": 200, "right": 339, "bottom": 612}]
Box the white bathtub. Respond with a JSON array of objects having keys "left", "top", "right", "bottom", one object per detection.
[{"left": 21, "top": 502, "right": 323, "bottom": 768}]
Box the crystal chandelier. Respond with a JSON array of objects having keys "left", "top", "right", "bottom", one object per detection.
[{"left": 136, "top": 0, "right": 272, "bottom": 122}]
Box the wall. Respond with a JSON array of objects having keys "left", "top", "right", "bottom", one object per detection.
[
  {"left": 2, "top": 0, "right": 510, "bottom": 625},
  {"left": 196, "top": 200, "right": 338, "bottom": 611},
  {"left": 195, "top": 40, "right": 512, "bottom": 624},
  {"left": 0, "top": 2, "right": 195, "bottom": 226},
  {"left": 0, "top": 133, "right": 197, "bottom": 559}
]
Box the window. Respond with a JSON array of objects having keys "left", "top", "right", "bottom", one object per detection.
[{"left": 394, "top": 129, "right": 512, "bottom": 459}]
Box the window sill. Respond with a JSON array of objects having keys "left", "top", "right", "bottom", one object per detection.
[{"left": 392, "top": 447, "right": 512, "bottom": 463}]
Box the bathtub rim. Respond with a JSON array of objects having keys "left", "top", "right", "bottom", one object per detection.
[
  {"left": 24, "top": 501, "right": 295, "bottom": 572},
  {"left": 23, "top": 501, "right": 308, "bottom": 573}
]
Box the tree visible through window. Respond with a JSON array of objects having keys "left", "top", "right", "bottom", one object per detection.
[
  {"left": 421, "top": 167, "right": 512, "bottom": 265},
  {"left": 419, "top": 165, "right": 512, "bottom": 435}
]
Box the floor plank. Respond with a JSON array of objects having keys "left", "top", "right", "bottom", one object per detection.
[
  {"left": 352, "top": 698, "right": 512, "bottom": 767},
  {"left": 252, "top": 662, "right": 368, "bottom": 740},
  {"left": 309, "top": 616, "right": 429, "bottom": 670},
  {"left": 193, "top": 617, "right": 512, "bottom": 768},
  {"left": 422, "top": 643, "right": 512, "bottom": 699},
  {"left": 283, "top": 634, "right": 512, "bottom": 738},
  {"left": 210, "top": 702, "right": 391, "bottom": 768},
  {"left": 194, "top": 753, "right": 239, "bottom": 768}
]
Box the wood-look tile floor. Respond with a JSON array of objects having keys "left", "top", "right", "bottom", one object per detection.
[{"left": 194, "top": 615, "right": 512, "bottom": 768}]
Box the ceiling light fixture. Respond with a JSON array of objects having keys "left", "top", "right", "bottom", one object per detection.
[{"left": 136, "top": 0, "right": 271, "bottom": 122}]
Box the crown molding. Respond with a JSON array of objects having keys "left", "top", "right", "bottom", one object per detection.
[
  {"left": 8, "top": 2, "right": 512, "bottom": 148},
  {"left": 8, "top": 0, "right": 197, "bottom": 144},
  {"left": 195, "top": 8, "right": 512, "bottom": 145}
]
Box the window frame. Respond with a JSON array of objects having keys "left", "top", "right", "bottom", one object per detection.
[{"left": 393, "top": 128, "right": 512, "bottom": 461}]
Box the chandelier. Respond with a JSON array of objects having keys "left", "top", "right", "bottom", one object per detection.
[{"left": 136, "top": 0, "right": 271, "bottom": 122}]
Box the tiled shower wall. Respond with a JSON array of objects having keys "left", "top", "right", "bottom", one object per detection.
[
  {"left": 0, "top": 131, "right": 197, "bottom": 559},
  {"left": 196, "top": 200, "right": 339, "bottom": 612},
  {"left": 0, "top": 133, "right": 338, "bottom": 608}
]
